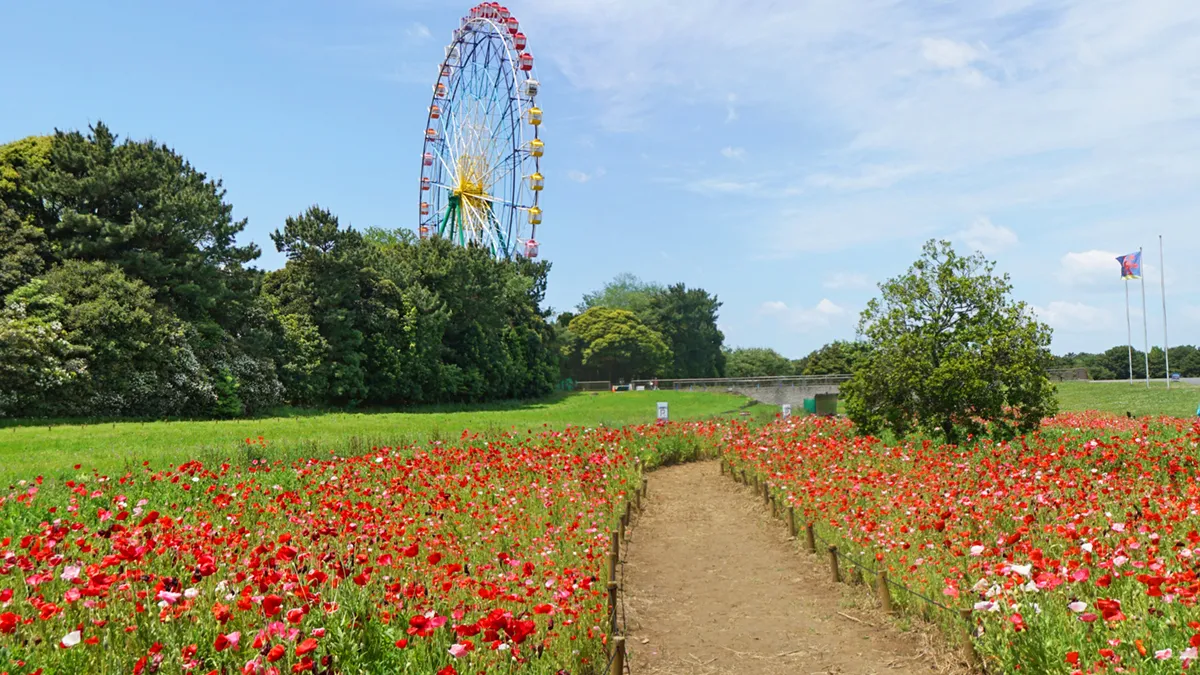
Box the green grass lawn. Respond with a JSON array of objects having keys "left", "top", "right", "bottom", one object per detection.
[
  {"left": 0, "top": 391, "right": 763, "bottom": 482},
  {"left": 1055, "top": 380, "right": 1200, "bottom": 418}
]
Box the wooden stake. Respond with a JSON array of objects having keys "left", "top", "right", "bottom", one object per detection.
[
  {"left": 787, "top": 506, "right": 797, "bottom": 538},
  {"left": 607, "top": 552, "right": 617, "bottom": 583},
  {"left": 641, "top": 476, "right": 648, "bottom": 499},
  {"left": 619, "top": 513, "right": 626, "bottom": 542},
  {"left": 960, "top": 609, "right": 981, "bottom": 670},
  {"left": 611, "top": 636, "right": 626, "bottom": 675},
  {"left": 608, "top": 582, "right": 619, "bottom": 636},
  {"left": 720, "top": 460, "right": 726, "bottom": 476},
  {"left": 611, "top": 531, "right": 620, "bottom": 564},
  {"left": 877, "top": 571, "right": 894, "bottom": 615},
  {"left": 805, "top": 524, "right": 817, "bottom": 553},
  {"left": 828, "top": 546, "right": 841, "bottom": 583}
]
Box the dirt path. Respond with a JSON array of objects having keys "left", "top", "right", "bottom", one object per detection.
[{"left": 623, "top": 461, "right": 942, "bottom": 675}]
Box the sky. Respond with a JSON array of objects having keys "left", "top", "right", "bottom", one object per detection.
[{"left": 3, "top": 0, "right": 1200, "bottom": 359}]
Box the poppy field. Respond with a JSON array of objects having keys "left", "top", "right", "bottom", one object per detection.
[
  {"left": 0, "top": 424, "right": 720, "bottom": 675},
  {"left": 4, "top": 408, "right": 1200, "bottom": 675},
  {"left": 725, "top": 413, "right": 1200, "bottom": 674}
]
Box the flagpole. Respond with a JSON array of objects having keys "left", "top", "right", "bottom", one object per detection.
[
  {"left": 1125, "top": 280, "right": 1134, "bottom": 385},
  {"left": 1160, "top": 235, "right": 1170, "bottom": 389},
  {"left": 1140, "top": 247, "right": 1150, "bottom": 388}
]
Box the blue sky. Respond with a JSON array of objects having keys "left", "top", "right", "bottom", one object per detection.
[{"left": 4, "top": 0, "right": 1200, "bottom": 359}]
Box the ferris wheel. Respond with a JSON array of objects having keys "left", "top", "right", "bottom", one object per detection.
[{"left": 419, "top": 2, "right": 543, "bottom": 259}]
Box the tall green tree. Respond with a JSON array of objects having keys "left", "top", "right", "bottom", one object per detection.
[
  {"left": 567, "top": 307, "right": 671, "bottom": 382},
  {"left": 577, "top": 273, "right": 664, "bottom": 315},
  {"left": 724, "top": 347, "right": 794, "bottom": 377},
  {"left": 643, "top": 283, "right": 726, "bottom": 378},
  {"left": 797, "top": 340, "right": 870, "bottom": 375},
  {"left": 843, "top": 240, "right": 1056, "bottom": 442},
  {"left": 32, "top": 123, "right": 261, "bottom": 329},
  {"left": 264, "top": 206, "right": 370, "bottom": 405},
  {"left": 3, "top": 261, "right": 212, "bottom": 417},
  {"left": 0, "top": 137, "right": 53, "bottom": 296}
]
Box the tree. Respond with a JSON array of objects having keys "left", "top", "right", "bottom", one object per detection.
[
  {"left": 578, "top": 273, "right": 663, "bottom": 315},
  {"left": 725, "top": 347, "right": 794, "bottom": 377},
  {"left": 643, "top": 283, "right": 726, "bottom": 378},
  {"left": 264, "top": 206, "right": 369, "bottom": 405},
  {"left": 33, "top": 123, "right": 262, "bottom": 329},
  {"left": 567, "top": 308, "right": 671, "bottom": 382},
  {"left": 0, "top": 137, "right": 53, "bottom": 297},
  {"left": 798, "top": 340, "right": 870, "bottom": 375},
  {"left": 842, "top": 240, "right": 1056, "bottom": 442},
  {"left": 4, "top": 261, "right": 213, "bottom": 417}
]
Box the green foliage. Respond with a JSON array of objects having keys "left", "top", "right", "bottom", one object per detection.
[
  {"left": 724, "top": 347, "right": 795, "bottom": 377},
  {"left": 1054, "top": 344, "right": 1200, "bottom": 380},
  {"left": 842, "top": 240, "right": 1057, "bottom": 443},
  {"left": 35, "top": 123, "right": 261, "bottom": 327},
  {"left": 4, "top": 261, "right": 213, "bottom": 417},
  {"left": 643, "top": 283, "right": 726, "bottom": 378},
  {"left": 795, "top": 340, "right": 871, "bottom": 375},
  {"left": 212, "top": 368, "right": 244, "bottom": 418},
  {"left": 1, "top": 123, "right": 557, "bottom": 419},
  {"left": 566, "top": 307, "right": 672, "bottom": 382},
  {"left": 0, "top": 204, "right": 46, "bottom": 297},
  {"left": 577, "top": 272, "right": 663, "bottom": 315},
  {"left": 568, "top": 274, "right": 726, "bottom": 380}
]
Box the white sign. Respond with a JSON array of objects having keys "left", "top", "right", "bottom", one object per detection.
[
  {"left": 782, "top": 404, "right": 792, "bottom": 419},
  {"left": 656, "top": 402, "right": 669, "bottom": 421}
]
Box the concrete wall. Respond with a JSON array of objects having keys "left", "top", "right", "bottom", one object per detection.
[{"left": 725, "top": 383, "right": 841, "bottom": 408}]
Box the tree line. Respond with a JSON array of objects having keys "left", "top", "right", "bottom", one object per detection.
[
  {"left": 554, "top": 273, "right": 726, "bottom": 383},
  {"left": 0, "top": 123, "right": 557, "bottom": 419}
]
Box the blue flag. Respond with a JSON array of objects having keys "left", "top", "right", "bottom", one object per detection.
[{"left": 1117, "top": 252, "right": 1141, "bottom": 280}]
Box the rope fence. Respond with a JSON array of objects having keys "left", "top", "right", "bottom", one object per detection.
[{"left": 719, "top": 459, "right": 983, "bottom": 671}]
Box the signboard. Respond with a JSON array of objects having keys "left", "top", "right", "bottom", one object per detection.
[
  {"left": 1172, "top": 373, "right": 1182, "bottom": 382},
  {"left": 782, "top": 404, "right": 792, "bottom": 419},
  {"left": 656, "top": 402, "right": 669, "bottom": 422}
]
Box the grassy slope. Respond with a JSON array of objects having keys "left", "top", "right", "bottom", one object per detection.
[
  {"left": 0, "top": 391, "right": 763, "bottom": 481},
  {"left": 1054, "top": 380, "right": 1200, "bottom": 418}
]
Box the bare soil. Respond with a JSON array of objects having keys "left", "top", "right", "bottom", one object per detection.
[{"left": 623, "top": 461, "right": 955, "bottom": 675}]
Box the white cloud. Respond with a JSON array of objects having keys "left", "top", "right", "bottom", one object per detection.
[
  {"left": 823, "top": 272, "right": 873, "bottom": 290},
  {"left": 758, "top": 299, "right": 850, "bottom": 332},
  {"left": 406, "top": 23, "right": 432, "bottom": 41},
  {"left": 721, "top": 146, "right": 747, "bottom": 161},
  {"left": 807, "top": 164, "right": 928, "bottom": 191},
  {"left": 725, "top": 93, "right": 738, "bottom": 123},
  {"left": 954, "top": 217, "right": 1018, "bottom": 254},
  {"left": 1059, "top": 250, "right": 1121, "bottom": 287},
  {"left": 567, "top": 168, "right": 607, "bottom": 183},
  {"left": 1032, "top": 301, "right": 1114, "bottom": 333},
  {"left": 683, "top": 178, "right": 763, "bottom": 195},
  {"left": 920, "top": 37, "right": 980, "bottom": 70}
]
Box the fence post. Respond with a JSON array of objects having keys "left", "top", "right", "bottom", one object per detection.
[
  {"left": 611, "top": 636, "right": 626, "bottom": 675},
  {"left": 877, "top": 571, "right": 894, "bottom": 615},
  {"left": 762, "top": 481, "right": 770, "bottom": 506},
  {"left": 608, "top": 581, "right": 619, "bottom": 637},
  {"left": 787, "top": 506, "right": 797, "bottom": 538},
  {"left": 611, "top": 531, "right": 620, "bottom": 565},
  {"left": 607, "top": 551, "right": 618, "bottom": 583},
  {"left": 641, "top": 476, "right": 648, "bottom": 499},
  {"left": 828, "top": 546, "right": 841, "bottom": 583},
  {"left": 805, "top": 524, "right": 817, "bottom": 553},
  {"left": 720, "top": 459, "right": 726, "bottom": 476},
  {"left": 960, "top": 609, "right": 981, "bottom": 670}
]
